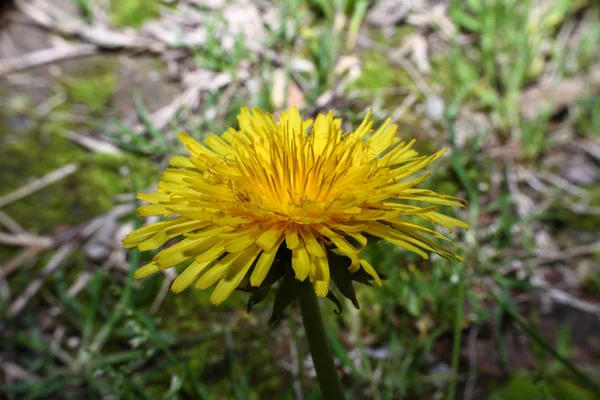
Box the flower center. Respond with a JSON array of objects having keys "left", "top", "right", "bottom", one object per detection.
[{"left": 225, "top": 132, "right": 383, "bottom": 224}]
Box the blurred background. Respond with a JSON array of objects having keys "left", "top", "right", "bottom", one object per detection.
[{"left": 0, "top": 0, "right": 599, "bottom": 399}]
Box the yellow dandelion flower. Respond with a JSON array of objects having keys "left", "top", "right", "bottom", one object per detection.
[{"left": 123, "top": 107, "right": 469, "bottom": 305}]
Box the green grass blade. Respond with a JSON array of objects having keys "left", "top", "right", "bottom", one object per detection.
[{"left": 134, "top": 92, "right": 169, "bottom": 151}]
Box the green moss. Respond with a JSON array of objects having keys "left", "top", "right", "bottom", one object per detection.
[
  {"left": 352, "top": 51, "right": 415, "bottom": 92},
  {"left": 561, "top": 183, "right": 600, "bottom": 232},
  {"left": 79, "top": 151, "right": 158, "bottom": 212},
  {"left": 372, "top": 25, "right": 416, "bottom": 48},
  {"left": 63, "top": 60, "right": 118, "bottom": 115},
  {"left": 0, "top": 246, "right": 18, "bottom": 268},
  {"left": 491, "top": 374, "right": 597, "bottom": 400},
  {"left": 574, "top": 97, "right": 600, "bottom": 138},
  {"left": 160, "top": 283, "right": 249, "bottom": 335},
  {"left": 0, "top": 118, "right": 157, "bottom": 233},
  {"left": 110, "top": 0, "right": 162, "bottom": 28},
  {"left": 430, "top": 51, "right": 494, "bottom": 109},
  {"left": 145, "top": 282, "right": 283, "bottom": 398}
]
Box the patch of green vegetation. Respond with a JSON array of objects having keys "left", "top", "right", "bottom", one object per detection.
[
  {"left": 490, "top": 373, "right": 597, "bottom": 400},
  {"left": 351, "top": 51, "right": 414, "bottom": 92},
  {"left": 63, "top": 59, "right": 118, "bottom": 114},
  {"left": 560, "top": 183, "right": 600, "bottom": 232},
  {"left": 372, "top": 25, "right": 416, "bottom": 48},
  {"left": 130, "top": 274, "right": 285, "bottom": 398},
  {"left": 348, "top": 50, "right": 418, "bottom": 115},
  {"left": 193, "top": 20, "right": 248, "bottom": 73},
  {"left": 73, "top": 0, "right": 94, "bottom": 25},
  {"left": 110, "top": 0, "right": 162, "bottom": 28},
  {"left": 0, "top": 118, "right": 157, "bottom": 233},
  {"left": 83, "top": 151, "right": 158, "bottom": 211},
  {"left": 574, "top": 96, "right": 600, "bottom": 138},
  {"left": 576, "top": 15, "right": 600, "bottom": 71},
  {"left": 436, "top": 0, "right": 577, "bottom": 158}
]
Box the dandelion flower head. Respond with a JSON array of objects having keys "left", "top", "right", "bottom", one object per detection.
[{"left": 123, "top": 107, "right": 469, "bottom": 304}]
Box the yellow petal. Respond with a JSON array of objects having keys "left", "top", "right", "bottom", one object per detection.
[
  {"left": 250, "top": 236, "right": 284, "bottom": 286},
  {"left": 139, "top": 220, "right": 210, "bottom": 251},
  {"left": 195, "top": 244, "right": 226, "bottom": 263},
  {"left": 395, "top": 189, "right": 467, "bottom": 207},
  {"left": 379, "top": 139, "right": 416, "bottom": 166},
  {"left": 312, "top": 255, "right": 330, "bottom": 297},
  {"left": 169, "top": 155, "right": 195, "bottom": 168},
  {"left": 291, "top": 245, "right": 310, "bottom": 281},
  {"left": 313, "top": 280, "right": 329, "bottom": 297},
  {"left": 137, "top": 204, "right": 170, "bottom": 217},
  {"left": 211, "top": 246, "right": 261, "bottom": 304},
  {"left": 185, "top": 225, "right": 233, "bottom": 238},
  {"left": 358, "top": 257, "right": 382, "bottom": 286},
  {"left": 421, "top": 212, "right": 470, "bottom": 232},
  {"left": 390, "top": 150, "right": 445, "bottom": 180},
  {"left": 213, "top": 217, "right": 249, "bottom": 225},
  {"left": 286, "top": 224, "right": 300, "bottom": 250},
  {"left": 367, "top": 118, "right": 396, "bottom": 155},
  {"left": 138, "top": 192, "right": 170, "bottom": 203},
  {"left": 365, "top": 222, "right": 429, "bottom": 259},
  {"left": 298, "top": 227, "right": 325, "bottom": 257},
  {"left": 122, "top": 217, "right": 186, "bottom": 248},
  {"left": 389, "top": 219, "right": 455, "bottom": 244},
  {"left": 385, "top": 174, "right": 431, "bottom": 195},
  {"left": 171, "top": 261, "right": 211, "bottom": 293},
  {"left": 154, "top": 237, "right": 219, "bottom": 268},
  {"left": 134, "top": 262, "right": 159, "bottom": 279},
  {"left": 256, "top": 222, "right": 286, "bottom": 252},
  {"left": 178, "top": 132, "right": 214, "bottom": 157},
  {"left": 352, "top": 109, "right": 373, "bottom": 140},
  {"left": 164, "top": 220, "right": 211, "bottom": 236},
  {"left": 250, "top": 251, "right": 276, "bottom": 287},
  {"left": 195, "top": 263, "right": 229, "bottom": 290},
  {"left": 204, "top": 133, "right": 232, "bottom": 155},
  {"left": 222, "top": 234, "right": 256, "bottom": 252}
]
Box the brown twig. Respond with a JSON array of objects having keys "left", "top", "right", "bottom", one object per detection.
[
  {"left": 150, "top": 269, "right": 177, "bottom": 314},
  {"left": 0, "top": 210, "right": 25, "bottom": 234},
  {"left": 129, "top": 69, "right": 241, "bottom": 136},
  {"left": 65, "top": 130, "right": 121, "bottom": 154},
  {"left": 542, "top": 286, "right": 600, "bottom": 317},
  {"left": 0, "top": 232, "right": 54, "bottom": 248},
  {"left": 67, "top": 271, "right": 92, "bottom": 297},
  {"left": 533, "top": 241, "right": 600, "bottom": 267},
  {"left": 0, "top": 44, "right": 96, "bottom": 76},
  {"left": 391, "top": 92, "right": 418, "bottom": 121},
  {"left": 15, "top": 0, "right": 163, "bottom": 51}
]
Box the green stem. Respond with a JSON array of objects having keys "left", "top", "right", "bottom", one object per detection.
[{"left": 298, "top": 281, "right": 346, "bottom": 400}]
